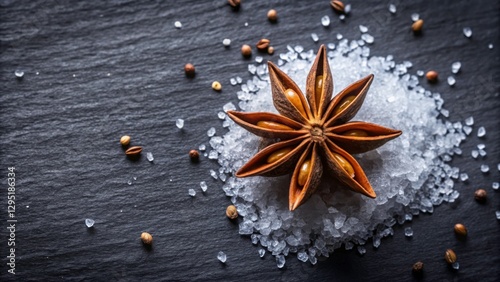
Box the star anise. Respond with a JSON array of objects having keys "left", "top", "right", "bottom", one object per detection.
[{"left": 227, "top": 45, "right": 402, "bottom": 211}]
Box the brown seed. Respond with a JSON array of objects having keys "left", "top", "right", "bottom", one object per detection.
[
  {"left": 412, "top": 19, "right": 424, "bottom": 33},
  {"left": 267, "top": 9, "right": 277, "bottom": 22},
  {"left": 141, "top": 232, "right": 153, "bottom": 244},
  {"left": 125, "top": 146, "right": 142, "bottom": 156},
  {"left": 330, "top": 0, "right": 345, "bottom": 13},
  {"left": 268, "top": 46, "right": 275, "bottom": 55},
  {"left": 241, "top": 44, "right": 252, "bottom": 57},
  {"left": 444, "top": 249, "right": 457, "bottom": 264},
  {"left": 226, "top": 205, "right": 238, "bottom": 219},
  {"left": 120, "top": 135, "right": 131, "bottom": 146},
  {"left": 256, "top": 38, "right": 271, "bottom": 51},
  {"left": 227, "top": 0, "right": 240, "bottom": 8},
  {"left": 189, "top": 149, "right": 200, "bottom": 162},
  {"left": 474, "top": 189, "right": 487, "bottom": 202},
  {"left": 184, "top": 63, "right": 195, "bottom": 77},
  {"left": 425, "top": 70, "right": 438, "bottom": 83},
  {"left": 454, "top": 223, "right": 468, "bottom": 236},
  {"left": 212, "top": 81, "right": 222, "bottom": 91},
  {"left": 412, "top": 261, "right": 424, "bottom": 275}
]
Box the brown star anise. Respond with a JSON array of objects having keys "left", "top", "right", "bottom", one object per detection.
[{"left": 227, "top": 45, "right": 402, "bottom": 211}]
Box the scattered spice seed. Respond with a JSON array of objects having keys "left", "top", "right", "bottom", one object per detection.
[
  {"left": 227, "top": 0, "right": 240, "bottom": 8},
  {"left": 141, "top": 232, "right": 153, "bottom": 245},
  {"left": 184, "top": 63, "right": 195, "bottom": 77},
  {"left": 125, "top": 146, "right": 142, "bottom": 157},
  {"left": 241, "top": 44, "right": 252, "bottom": 57},
  {"left": 226, "top": 205, "right": 238, "bottom": 219},
  {"left": 267, "top": 9, "right": 277, "bottom": 22},
  {"left": 120, "top": 135, "right": 131, "bottom": 146},
  {"left": 412, "top": 19, "right": 424, "bottom": 33},
  {"left": 256, "top": 38, "right": 271, "bottom": 51},
  {"left": 189, "top": 149, "right": 200, "bottom": 162},
  {"left": 412, "top": 261, "right": 424, "bottom": 275},
  {"left": 454, "top": 223, "right": 467, "bottom": 237},
  {"left": 444, "top": 249, "right": 457, "bottom": 264},
  {"left": 330, "top": 0, "right": 345, "bottom": 13},
  {"left": 268, "top": 46, "right": 275, "bottom": 55},
  {"left": 474, "top": 188, "right": 487, "bottom": 202},
  {"left": 212, "top": 81, "right": 222, "bottom": 91},
  {"left": 425, "top": 70, "right": 438, "bottom": 83}
]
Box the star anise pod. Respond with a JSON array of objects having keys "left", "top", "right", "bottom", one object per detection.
[{"left": 227, "top": 45, "right": 402, "bottom": 211}]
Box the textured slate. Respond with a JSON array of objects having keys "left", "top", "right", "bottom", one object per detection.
[{"left": 0, "top": 0, "right": 499, "bottom": 281}]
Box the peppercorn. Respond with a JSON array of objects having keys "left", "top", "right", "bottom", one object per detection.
[
  {"left": 189, "top": 149, "right": 200, "bottom": 162},
  {"left": 267, "top": 9, "right": 277, "bottom": 22},
  {"left": 184, "top": 63, "right": 195, "bottom": 77},
  {"left": 474, "top": 189, "right": 487, "bottom": 202}
]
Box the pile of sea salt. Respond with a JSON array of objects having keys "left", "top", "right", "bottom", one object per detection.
[{"left": 207, "top": 38, "right": 471, "bottom": 267}]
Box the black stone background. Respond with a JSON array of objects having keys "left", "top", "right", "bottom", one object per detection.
[{"left": 0, "top": 0, "right": 499, "bottom": 281}]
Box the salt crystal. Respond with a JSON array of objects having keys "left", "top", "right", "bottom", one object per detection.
[
  {"left": 176, "top": 119, "right": 184, "bottom": 129},
  {"left": 465, "top": 116, "right": 474, "bottom": 126},
  {"left": 477, "top": 144, "right": 485, "bottom": 150},
  {"left": 339, "top": 14, "right": 345, "bottom": 21},
  {"left": 200, "top": 181, "right": 208, "bottom": 192},
  {"left": 447, "top": 76, "right": 456, "bottom": 86},
  {"left": 218, "top": 112, "right": 226, "bottom": 119},
  {"left": 223, "top": 102, "right": 236, "bottom": 112},
  {"left": 496, "top": 211, "right": 500, "bottom": 220},
  {"left": 498, "top": 163, "right": 500, "bottom": 171},
  {"left": 210, "top": 169, "right": 218, "bottom": 179},
  {"left": 146, "top": 152, "right": 154, "bottom": 162},
  {"left": 459, "top": 173, "right": 468, "bottom": 182},
  {"left": 297, "top": 251, "right": 308, "bottom": 262},
  {"left": 174, "top": 21, "right": 182, "bottom": 29},
  {"left": 488, "top": 44, "right": 494, "bottom": 49},
  {"left": 255, "top": 56, "right": 263, "bottom": 63},
  {"left": 480, "top": 164, "right": 489, "bottom": 173},
  {"left": 276, "top": 255, "right": 286, "bottom": 268},
  {"left": 389, "top": 4, "right": 396, "bottom": 14},
  {"left": 359, "top": 25, "right": 368, "bottom": 33},
  {"left": 127, "top": 180, "right": 132, "bottom": 185},
  {"left": 463, "top": 27, "right": 472, "bottom": 38},
  {"left": 471, "top": 150, "right": 479, "bottom": 159},
  {"left": 230, "top": 78, "right": 237, "bottom": 85},
  {"left": 492, "top": 182, "right": 499, "bottom": 190},
  {"left": 207, "top": 127, "right": 216, "bottom": 137},
  {"left": 199, "top": 144, "right": 206, "bottom": 151},
  {"left": 344, "top": 4, "right": 351, "bottom": 14},
  {"left": 336, "top": 33, "right": 343, "bottom": 40},
  {"left": 311, "top": 33, "right": 319, "bottom": 42},
  {"left": 217, "top": 251, "right": 227, "bottom": 263},
  {"left": 15, "top": 70, "right": 24, "bottom": 78},
  {"left": 411, "top": 13, "right": 419, "bottom": 21},
  {"left": 416, "top": 70, "right": 424, "bottom": 76},
  {"left": 222, "top": 38, "right": 231, "bottom": 47},
  {"left": 361, "top": 34, "right": 374, "bottom": 44},
  {"left": 321, "top": 16, "right": 330, "bottom": 27},
  {"left": 451, "top": 62, "right": 461, "bottom": 74},
  {"left": 404, "top": 227, "right": 413, "bottom": 237},
  {"left": 258, "top": 249, "right": 265, "bottom": 257},
  {"left": 188, "top": 189, "right": 196, "bottom": 197},
  {"left": 477, "top": 126, "right": 486, "bottom": 137},
  {"left": 208, "top": 150, "right": 218, "bottom": 159},
  {"left": 452, "top": 262, "right": 460, "bottom": 270},
  {"left": 463, "top": 126, "right": 472, "bottom": 135},
  {"left": 357, "top": 246, "right": 366, "bottom": 255},
  {"left": 85, "top": 218, "right": 95, "bottom": 228}
]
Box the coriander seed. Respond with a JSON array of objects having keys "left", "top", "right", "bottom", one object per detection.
[
  {"left": 474, "top": 189, "right": 487, "bottom": 202},
  {"left": 256, "top": 38, "right": 270, "bottom": 51},
  {"left": 267, "top": 9, "right": 277, "bottom": 22},
  {"left": 412, "top": 19, "right": 424, "bottom": 33},
  {"left": 120, "top": 135, "right": 131, "bottom": 146},
  {"left": 184, "top": 63, "right": 195, "bottom": 77},
  {"left": 141, "top": 232, "right": 153, "bottom": 245},
  {"left": 426, "top": 70, "right": 438, "bottom": 83},
  {"left": 454, "top": 223, "right": 467, "bottom": 237},
  {"left": 189, "top": 149, "right": 200, "bottom": 162},
  {"left": 226, "top": 205, "right": 238, "bottom": 219},
  {"left": 125, "top": 146, "right": 142, "bottom": 157},
  {"left": 241, "top": 44, "right": 252, "bottom": 57},
  {"left": 227, "top": 0, "right": 240, "bottom": 8},
  {"left": 412, "top": 261, "right": 424, "bottom": 275},
  {"left": 330, "top": 0, "right": 345, "bottom": 13},
  {"left": 212, "top": 81, "right": 222, "bottom": 91},
  {"left": 444, "top": 249, "right": 457, "bottom": 264}
]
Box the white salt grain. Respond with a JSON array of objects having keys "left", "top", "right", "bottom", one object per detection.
[
  {"left": 176, "top": 119, "right": 184, "bottom": 129},
  {"left": 411, "top": 13, "right": 419, "bottom": 21},
  {"left": 361, "top": 34, "right": 374, "bottom": 44},
  {"left": 146, "top": 152, "right": 154, "bottom": 162},
  {"left": 488, "top": 44, "right": 494, "bottom": 49},
  {"left": 404, "top": 227, "right": 413, "bottom": 237},
  {"left": 174, "top": 21, "right": 182, "bottom": 29},
  {"left": 480, "top": 164, "right": 489, "bottom": 173},
  {"left": 276, "top": 255, "right": 286, "bottom": 268},
  {"left": 15, "top": 70, "right": 24, "bottom": 78},
  {"left": 311, "top": 33, "right": 319, "bottom": 42},
  {"left": 471, "top": 150, "right": 479, "bottom": 159},
  {"left": 463, "top": 27, "right": 472, "bottom": 38},
  {"left": 344, "top": 4, "right": 351, "bottom": 14},
  {"left": 222, "top": 38, "right": 231, "bottom": 47},
  {"left": 207, "top": 127, "right": 216, "bottom": 137},
  {"left": 389, "top": 4, "right": 396, "bottom": 14},
  {"left": 447, "top": 76, "right": 456, "bottom": 86},
  {"left": 339, "top": 14, "right": 345, "bottom": 21},
  {"left": 217, "top": 251, "right": 227, "bottom": 263},
  {"left": 359, "top": 25, "right": 368, "bottom": 33},
  {"left": 451, "top": 62, "right": 461, "bottom": 74},
  {"left": 85, "top": 218, "right": 95, "bottom": 228},
  {"left": 321, "top": 16, "right": 330, "bottom": 27},
  {"left": 200, "top": 181, "right": 208, "bottom": 192},
  {"left": 210, "top": 170, "right": 218, "bottom": 179},
  {"left": 199, "top": 144, "right": 206, "bottom": 151},
  {"left": 477, "top": 126, "right": 486, "bottom": 137},
  {"left": 452, "top": 262, "right": 460, "bottom": 270},
  {"left": 497, "top": 163, "right": 500, "bottom": 171},
  {"left": 259, "top": 249, "right": 266, "bottom": 257},
  {"left": 465, "top": 116, "right": 474, "bottom": 126},
  {"left": 459, "top": 173, "right": 468, "bottom": 182},
  {"left": 492, "top": 182, "right": 499, "bottom": 190},
  {"left": 496, "top": 211, "right": 500, "bottom": 220},
  {"left": 188, "top": 189, "right": 196, "bottom": 197}
]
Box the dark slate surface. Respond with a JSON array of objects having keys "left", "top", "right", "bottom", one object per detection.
[{"left": 1, "top": 0, "right": 499, "bottom": 281}]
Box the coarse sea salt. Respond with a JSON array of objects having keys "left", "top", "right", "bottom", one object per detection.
[{"left": 207, "top": 39, "right": 469, "bottom": 265}]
